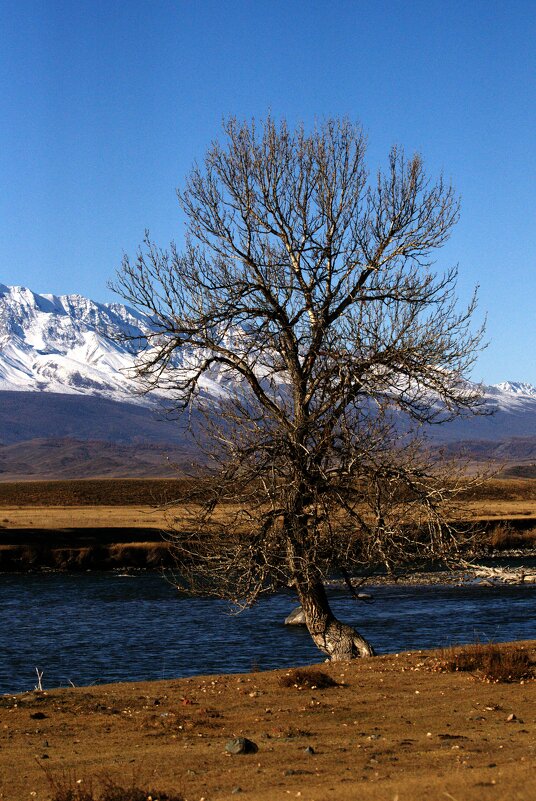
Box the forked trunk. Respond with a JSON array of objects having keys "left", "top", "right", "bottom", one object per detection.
[{"left": 297, "top": 580, "right": 375, "bottom": 660}]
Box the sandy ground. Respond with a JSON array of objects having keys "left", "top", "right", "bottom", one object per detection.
[{"left": 1, "top": 645, "right": 534, "bottom": 801}]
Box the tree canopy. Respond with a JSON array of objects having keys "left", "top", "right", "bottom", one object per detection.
[{"left": 114, "top": 117, "right": 485, "bottom": 659}]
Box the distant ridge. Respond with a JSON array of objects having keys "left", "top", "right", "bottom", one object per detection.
[
  {"left": 494, "top": 381, "right": 536, "bottom": 397},
  {"left": 0, "top": 437, "right": 191, "bottom": 480}
]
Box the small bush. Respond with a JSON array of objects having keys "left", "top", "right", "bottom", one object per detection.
[
  {"left": 435, "top": 642, "right": 534, "bottom": 683},
  {"left": 278, "top": 668, "right": 339, "bottom": 689}
]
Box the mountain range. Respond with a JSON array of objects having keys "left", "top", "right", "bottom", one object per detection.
[{"left": 1, "top": 283, "right": 535, "bottom": 479}]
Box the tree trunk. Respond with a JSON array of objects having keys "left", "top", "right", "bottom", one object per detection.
[{"left": 297, "top": 580, "right": 375, "bottom": 659}]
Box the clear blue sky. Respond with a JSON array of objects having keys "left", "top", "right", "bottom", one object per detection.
[{"left": 1, "top": 0, "right": 535, "bottom": 384}]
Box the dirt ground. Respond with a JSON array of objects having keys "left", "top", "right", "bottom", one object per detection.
[{"left": 1, "top": 645, "right": 535, "bottom": 801}]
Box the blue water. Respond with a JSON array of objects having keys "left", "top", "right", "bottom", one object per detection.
[{"left": 0, "top": 572, "right": 535, "bottom": 695}]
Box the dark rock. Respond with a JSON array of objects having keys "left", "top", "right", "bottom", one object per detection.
[
  {"left": 304, "top": 745, "right": 315, "bottom": 755},
  {"left": 30, "top": 712, "right": 47, "bottom": 719},
  {"left": 231, "top": 787, "right": 242, "bottom": 794},
  {"left": 225, "top": 737, "right": 259, "bottom": 755}
]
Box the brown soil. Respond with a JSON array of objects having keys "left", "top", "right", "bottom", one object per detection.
[{"left": 1, "top": 645, "right": 534, "bottom": 801}]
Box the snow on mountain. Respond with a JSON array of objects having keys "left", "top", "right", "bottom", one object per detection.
[
  {"left": 492, "top": 381, "right": 536, "bottom": 398},
  {"left": 1, "top": 283, "right": 536, "bottom": 443},
  {"left": 0, "top": 284, "right": 159, "bottom": 403},
  {"left": 481, "top": 381, "right": 536, "bottom": 416},
  {"left": 0, "top": 284, "right": 285, "bottom": 407}
]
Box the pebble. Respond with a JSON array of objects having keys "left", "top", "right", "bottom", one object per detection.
[{"left": 304, "top": 746, "right": 315, "bottom": 755}]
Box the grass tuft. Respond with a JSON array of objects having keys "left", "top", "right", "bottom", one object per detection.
[
  {"left": 278, "top": 668, "right": 339, "bottom": 689},
  {"left": 434, "top": 641, "right": 534, "bottom": 683}
]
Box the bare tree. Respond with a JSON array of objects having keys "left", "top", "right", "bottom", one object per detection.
[{"left": 113, "top": 117, "right": 485, "bottom": 660}]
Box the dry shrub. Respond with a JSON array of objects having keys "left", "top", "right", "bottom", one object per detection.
[
  {"left": 435, "top": 642, "right": 534, "bottom": 683},
  {"left": 278, "top": 668, "right": 339, "bottom": 689},
  {"left": 489, "top": 523, "right": 536, "bottom": 551},
  {"left": 0, "top": 478, "right": 204, "bottom": 507},
  {"left": 44, "top": 770, "right": 183, "bottom": 801}
]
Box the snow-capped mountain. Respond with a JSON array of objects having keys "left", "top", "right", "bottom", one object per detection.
[
  {"left": 0, "top": 284, "right": 251, "bottom": 406},
  {"left": 0, "top": 284, "right": 535, "bottom": 469},
  {"left": 491, "top": 382, "right": 536, "bottom": 399},
  {"left": 0, "top": 283, "right": 153, "bottom": 402}
]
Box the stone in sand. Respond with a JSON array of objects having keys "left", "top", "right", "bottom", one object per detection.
[{"left": 225, "top": 737, "right": 258, "bottom": 754}]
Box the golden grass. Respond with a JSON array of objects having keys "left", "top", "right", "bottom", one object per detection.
[
  {"left": 43, "top": 770, "right": 184, "bottom": 801},
  {"left": 0, "top": 505, "right": 170, "bottom": 529},
  {"left": 462, "top": 499, "right": 536, "bottom": 521},
  {"left": 488, "top": 523, "right": 536, "bottom": 550}
]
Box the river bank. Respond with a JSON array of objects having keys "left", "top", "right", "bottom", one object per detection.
[
  {"left": 1, "top": 519, "right": 536, "bottom": 573},
  {"left": 0, "top": 527, "right": 173, "bottom": 571},
  {"left": 1, "top": 642, "right": 534, "bottom": 801}
]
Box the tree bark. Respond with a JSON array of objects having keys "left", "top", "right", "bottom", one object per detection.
[{"left": 296, "top": 580, "right": 375, "bottom": 660}]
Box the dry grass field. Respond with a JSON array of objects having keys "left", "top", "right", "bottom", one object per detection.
[
  {"left": 0, "top": 505, "right": 170, "bottom": 530},
  {"left": 0, "top": 477, "right": 535, "bottom": 528},
  {"left": 0, "top": 478, "right": 197, "bottom": 508},
  {"left": 0, "top": 643, "right": 534, "bottom": 801}
]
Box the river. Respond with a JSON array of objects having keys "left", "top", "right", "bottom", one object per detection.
[{"left": 1, "top": 572, "right": 535, "bottom": 695}]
